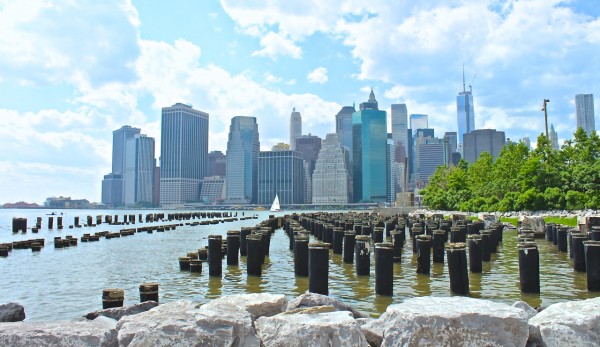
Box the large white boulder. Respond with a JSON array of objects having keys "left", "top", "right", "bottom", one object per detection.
[
  {"left": 202, "top": 293, "right": 287, "bottom": 320},
  {"left": 0, "top": 316, "right": 117, "bottom": 346},
  {"left": 286, "top": 292, "right": 366, "bottom": 318},
  {"left": 378, "top": 296, "right": 529, "bottom": 346},
  {"left": 528, "top": 297, "right": 600, "bottom": 347},
  {"left": 255, "top": 307, "right": 369, "bottom": 347}
]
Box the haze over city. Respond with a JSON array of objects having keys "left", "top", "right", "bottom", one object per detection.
[{"left": 0, "top": 0, "right": 598, "bottom": 204}]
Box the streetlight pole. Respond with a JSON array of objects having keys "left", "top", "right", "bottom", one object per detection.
[{"left": 542, "top": 99, "right": 550, "bottom": 138}]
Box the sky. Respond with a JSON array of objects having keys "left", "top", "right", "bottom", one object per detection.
[{"left": 0, "top": 0, "right": 599, "bottom": 204}]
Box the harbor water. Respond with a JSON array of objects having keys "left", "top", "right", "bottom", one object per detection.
[{"left": 0, "top": 208, "right": 597, "bottom": 321}]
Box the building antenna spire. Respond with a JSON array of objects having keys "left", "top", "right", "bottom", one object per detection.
[{"left": 462, "top": 64, "right": 466, "bottom": 93}]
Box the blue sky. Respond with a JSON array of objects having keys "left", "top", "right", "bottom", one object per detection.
[{"left": 0, "top": 0, "right": 598, "bottom": 204}]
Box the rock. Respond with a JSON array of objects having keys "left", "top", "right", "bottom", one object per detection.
[
  {"left": 528, "top": 297, "right": 600, "bottom": 347},
  {"left": 116, "top": 300, "right": 203, "bottom": 347},
  {"left": 201, "top": 293, "right": 286, "bottom": 320},
  {"left": 255, "top": 309, "right": 369, "bottom": 347},
  {"left": 520, "top": 216, "right": 545, "bottom": 235},
  {"left": 377, "top": 297, "right": 529, "bottom": 346},
  {"left": 286, "top": 292, "right": 367, "bottom": 318},
  {"left": 512, "top": 301, "right": 538, "bottom": 320},
  {"left": 84, "top": 301, "right": 158, "bottom": 321},
  {"left": 358, "top": 318, "right": 383, "bottom": 347},
  {"left": 0, "top": 302, "right": 25, "bottom": 322},
  {"left": 0, "top": 316, "right": 117, "bottom": 346}
]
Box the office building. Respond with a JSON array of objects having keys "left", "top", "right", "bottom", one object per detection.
[
  {"left": 258, "top": 150, "right": 304, "bottom": 205},
  {"left": 101, "top": 125, "right": 141, "bottom": 206},
  {"left": 520, "top": 137, "right": 531, "bottom": 150},
  {"left": 575, "top": 94, "right": 595, "bottom": 134},
  {"left": 124, "top": 134, "right": 156, "bottom": 206},
  {"left": 290, "top": 108, "right": 302, "bottom": 150},
  {"left": 101, "top": 173, "right": 123, "bottom": 207},
  {"left": 457, "top": 70, "right": 475, "bottom": 144},
  {"left": 391, "top": 104, "right": 408, "bottom": 156},
  {"left": 226, "top": 116, "right": 260, "bottom": 204},
  {"left": 463, "top": 129, "right": 506, "bottom": 163},
  {"left": 353, "top": 90, "right": 387, "bottom": 203},
  {"left": 295, "top": 134, "right": 322, "bottom": 203},
  {"left": 409, "top": 114, "right": 428, "bottom": 135},
  {"left": 208, "top": 151, "right": 226, "bottom": 177},
  {"left": 312, "top": 133, "right": 349, "bottom": 204},
  {"left": 443, "top": 132, "right": 458, "bottom": 165},
  {"left": 335, "top": 105, "right": 356, "bottom": 158},
  {"left": 200, "top": 176, "right": 225, "bottom": 204},
  {"left": 160, "top": 103, "right": 209, "bottom": 205},
  {"left": 386, "top": 139, "right": 395, "bottom": 205},
  {"left": 415, "top": 136, "right": 445, "bottom": 185}
]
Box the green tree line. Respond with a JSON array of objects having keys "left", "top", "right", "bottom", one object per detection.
[{"left": 422, "top": 128, "right": 600, "bottom": 212}]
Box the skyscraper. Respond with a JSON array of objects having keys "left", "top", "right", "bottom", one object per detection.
[
  {"left": 258, "top": 150, "right": 304, "bottom": 205},
  {"left": 353, "top": 90, "right": 387, "bottom": 203},
  {"left": 208, "top": 151, "right": 226, "bottom": 177},
  {"left": 295, "top": 134, "right": 321, "bottom": 203},
  {"left": 101, "top": 125, "right": 141, "bottom": 206},
  {"left": 386, "top": 138, "right": 395, "bottom": 205},
  {"left": 549, "top": 124, "right": 559, "bottom": 150},
  {"left": 335, "top": 105, "right": 356, "bottom": 158},
  {"left": 391, "top": 104, "right": 408, "bottom": 156},
  {"left": 160, "top": 103, "right": 209, "bottom": 205},
  {"left": 312, "top": 133, "right": 349, "bottom": 204},
  {"left": 290, "top": 108, "right": 302, "bottom": 150},
  {"left": 415, "top": 136, "right": 445, "bottom": 185},
  {"left": 575, "top": 94, "right": 595, "bottom": 134},
  {"left": 124, "top": 134, "right": 156, "bottom": 206},
  {"left": 443, "top": 132, "right": 458, "bottom": 165},
  {"left": 463, "top": 129, "right": 505, "bottom": 163},
  {"left": 226, "top": 116, "right": 260, "bottom": 204},
  {"left": 457, "top": 70, "right": 475, "bottom": 144}
]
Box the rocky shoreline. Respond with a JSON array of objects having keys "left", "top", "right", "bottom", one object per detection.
[{"left": 1, "top": 293, "right": 599, "bottom": 346}]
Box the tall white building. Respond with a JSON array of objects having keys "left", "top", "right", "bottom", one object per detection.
[
  {"left": 457, "top": 69, "right": 476, "bottom": 144},
  {"left": 290, "top": 108, "right": 302, "bottom": 150},
  {"left": 415, "top": 135, "right": 445, "bottom": 185},
  {"left": 391, "top": 104, "right": 408, "bottom": 156},
  {"left": 160, "top": 103, "right": 209, "bottom": 206},
  {"left": 312, "top": 133, "right": 349, "bottom": 204},
  {"left": 124, "top": 134, "right": 155, "bottom": 206},
  {"left": 575, "top": 94, "right": 595, "bottom": 135}
]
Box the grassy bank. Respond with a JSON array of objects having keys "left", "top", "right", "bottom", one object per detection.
[{"left": 544, "top": 216, "right": 578, "bottom": 227}]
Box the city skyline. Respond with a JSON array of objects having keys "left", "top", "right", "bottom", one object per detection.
[{"left": 1, "top": 1, "right": 599, "bottom": 203}]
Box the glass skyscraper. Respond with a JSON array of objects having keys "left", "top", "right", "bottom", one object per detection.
[
  {"left": 352, "top": 91, "right": 387, "bottom": 203},
  {"left": 457, "top": 84, "right": 475, "bottom": 144},
  {"left": 575, "top": 94, "right": 595, "bottom": 134},
  {"left": 335, "top": 105, "right": 356, "bottom": 161},
  {"left": 289, "top": 108, "right": 302, "bottom": 150},
  {"left": 101, "top": 125, "right": 140, "bottom": 206},
  {"left": 409, "top": 114, "right": 428, "bottom": 135},
  {"left": 258, "top": 150, "right": 304, "bottom": 205},
  {"left": 391, "top": 104, "right": 408, "bottom": 156},
  {"left": 124, "top": 134, "right": 156, "bottom": 206},
  {"left": 160, "top": 103, "right": 209, "bottom": 205},
  {"left": 226, "top": 116, "right": 260, "bottom": 204}
]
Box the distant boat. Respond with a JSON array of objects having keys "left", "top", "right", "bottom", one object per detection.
[
  {"left": 46, "top": 212, "right": 57, "bottom": 216},
  {"left": 270, "top": 194, "right": 281, "bottom": 212}
]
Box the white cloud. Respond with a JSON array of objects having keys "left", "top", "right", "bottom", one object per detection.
[
  {"left": 264, "top": 72, "right": 283, "bottom": 83},
  {"left": 252, "top": 32, "right": 302, "bottom": 59},
  {"left": 307, "top": 67, "right": 328, "bottom": 84}
]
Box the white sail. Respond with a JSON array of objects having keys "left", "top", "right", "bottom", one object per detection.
[{"left": 270, "top": 194, "right": 281, "bottom": 212}]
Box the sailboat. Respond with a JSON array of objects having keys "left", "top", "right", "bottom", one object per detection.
[{"left": 270, "top": 194, "right": 281, "bottom": 212}]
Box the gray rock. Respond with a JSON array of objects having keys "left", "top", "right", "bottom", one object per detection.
[
  {"left": 194, "top": 301, "right": 259, "bottom": 347},
  {"left": 201, "top": 293, "right": 287, "bottom": 320},
  {"left": 255, "top": 309, "right": 369, "bottom": 347},
  {"left": 0, "top": 316, "right": 117, "bottom": 346},
  {"left": 520, "top": 216, "right": 545, "bottom": 235},
  {"left": 116, "top": 300, "right": 203, "bottom": 347},
  {"left": 0, "top": 302, "right": 25, "bottom": 322},
  {"left": 378, "top": 296, "right": 529, "bottom": 346},
  {"left": 513, "top": 301, "right": 538, "bottom": 320},
  {"left": 84, "top": 301, "right": 158, "bottom": 321},
  {"left": 359, "top": 318, "right": 383, "bottom": 347},
  {"left": 528, "top": 297, "right": 600, "bottom": 347},
  {"left": 286, "top": 292, "right": 367, "bottom": 318}
]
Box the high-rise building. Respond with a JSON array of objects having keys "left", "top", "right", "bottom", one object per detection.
[
  {"left": 520, "top": 137, "right": 531, "bottom": 150},
  {"left": 295, "top": 134, "right": 322, "bottom": 203},
  {"left": 409, "top": 114, "right": 428, "bottom": 135},
  {"left": 415, "top": 136, "right": 445, "bottom": 185},
  {"left": 410, "top": 128, "right": 434, "bottom": 180},
  {"left": 208, "top": 151, "right": 226, "bottom": 177},
  {"left": 575, "top": 94, "right": 595, "bottom": 134},
  {"left": 160, "top": 103, "right": 209, "bottom": 205},
  {"left": 101, "top": 125, "right": 141, "bottom": 206},
  {"left": 443, "top": 132, "right": 458, "bottom": 165},
  {"left": 335, "top": 105, "right": 356, "bottom": 158},
  {"left": 391, "top": 104, "right": 408, "bottom": 156},
  {"left": 200, "top": 176, "right": 225, "bottom": 204},
  {"left": 549, "top": 124, "right": 559, "bottom": 150},
  {"left": 352, "top": 90, "right": 387, "bottom": 203},
  {"left": 463, "top": 129, "right": 506, "bottom": 163},
  {"left": 258, "top": 150, "right": 304, "bottom": 205},
  {"left": 386, "top": 139, "right": 395, "bottom": 205},
  {"left": 312, "top": 133, "right": 349, "bottom": 204},
  {"left": 124, "top": 134, "right": 156, "bottom": 206},
  {"left": 226, "top": 116, "right": 260, "bottom": 204},
  {"left": 290, "top": 108, "right": 302, "bottom": 150},
  {"left": 457, "top": 70, "right": 475, "bottom": 144}
]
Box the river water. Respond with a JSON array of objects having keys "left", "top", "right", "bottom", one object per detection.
[{"left": 0, "top": 208, "right": 597, "bottom": 321}]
